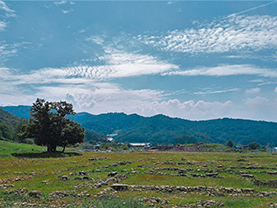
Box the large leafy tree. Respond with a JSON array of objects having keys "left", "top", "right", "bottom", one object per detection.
[{"left": 23, "top": 98, "right": 85, "bottom": 152}]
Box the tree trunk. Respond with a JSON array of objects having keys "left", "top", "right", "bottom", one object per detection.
[
  {"left": 62, "top": 145, "right": 66, "bottom": 153},
  {"left": 47, "top": 143, "right": 57, "bottom": 153},
  {"left": 47, "top": 144, "right": 51, "bottom": 153},
  {"left": 51, "top": 144, "right": 57, "bottom": 153}
]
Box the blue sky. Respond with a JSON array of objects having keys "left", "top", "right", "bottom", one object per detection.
[{"left": 1, "top": 1, "right": 277, "bottom": 121}]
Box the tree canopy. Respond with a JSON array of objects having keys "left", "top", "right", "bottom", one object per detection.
[
  {"left": 21, "top": 98, "right": 85, "bottom": 152},
  {"left": 226, "top": 140, "right": 234, "bottom": 148}
]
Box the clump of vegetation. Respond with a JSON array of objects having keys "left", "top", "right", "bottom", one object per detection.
[{"left": 226, "top": 140, "right": 234, "bottom": 148}]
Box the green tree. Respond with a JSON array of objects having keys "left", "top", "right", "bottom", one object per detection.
[
  {"left": 16, "top": 119, "right": 28, "bottom": 142},
  {"left": 226, "top": 140, "right": 234, "bottom": 148},
  {"left": 0, "top": 122, "right": 14, "bottom": 140},
  {"left": 175, "top": 135, "right": 197, "bottom": 144},
  {"left": 22, "top": 98, "right": 85, "bottom": 153},
  {"left": 248, "top": 142, "right": 260, "bottom": 150}
]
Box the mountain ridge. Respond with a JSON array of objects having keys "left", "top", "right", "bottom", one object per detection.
[{"left": 1, "top": 106, "right": 277, "bottom": 146}]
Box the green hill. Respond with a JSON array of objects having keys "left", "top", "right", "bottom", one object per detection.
[
  {"left": 0, "top": 108, "right": 24, "bottom": 141},
  {"left": 0, "top": 140, "right": 46, "bottom": 158},
  {"left": 2, "top": 106, "right": 277, "bottom": 146},
  {"left": 74, "top": 113, "right": 277, "bottom": 146},
  {"left": 1, "top": 105, "right": 31, "bottom": 119}
]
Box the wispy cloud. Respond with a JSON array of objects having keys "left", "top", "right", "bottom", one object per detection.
[
  {"left": 0, "top": 42, "right": 29, "bottom": 63},
  {"left": 54, "top": 1, "right": 67, "bottom": 6},
  {"left": 41, "top": 51, "right": 178, "bottom": 80},
  {"left": 62, "top": 9, "right": 72, "bottom": 14},
  {"left": 0, "top": 21, "right": 7, "bottom": 31},
  {"left": 245, "top": 87, "right": 260, "bottom": 94},
  {"left": 163, "top": 64, "right": 277, "bottom": 78},
  {"left": 139, "top": 15, "right": 277, "bottom": 54},
  {"left": 0, "top": 1, "right": 16, "bottom": 17},
  {"left": 194, "top": 88, "right": 239, "bottom": 95},
  {"left": 144, "top": 99, "right": 234, "bottom": 120},
  {"left": 2, "top": 65, "right": 277, "bottom": 121},
  {"left": 0, "top": 42, "right": 19, "bottom": 61},
  {"left": 0, "top": 1, "right": 14, "bottom": 13},
  {"left": 86, "top": 35, "right": 105, "bottom": 45},
  {"left": 227, "top": 1, "right": 277, "bottom": 17}
]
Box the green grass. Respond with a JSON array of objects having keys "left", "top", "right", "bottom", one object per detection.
[
  {"left": 1, "top": 146, "right": 277, "bottom": 207},
  {"left": 0, "top": 140, "right": 45, "bottom": 158}
]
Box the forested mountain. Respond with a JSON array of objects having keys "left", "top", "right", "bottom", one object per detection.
[
  {"left": 0, "top": 108, "right": 23, "bottom": 141},
  {"left": 1, "top": 106, "right": 277, "bottom": 146},
  {"left": 73, "top": 112, "right": 277, "bottom": 146},
  {"left": 1, "top": 106, "right": 31, "bottom": 119}
]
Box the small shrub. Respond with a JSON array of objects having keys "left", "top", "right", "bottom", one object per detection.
[{"left": 24, "top": 138, "right": 35, "bottom": 144}]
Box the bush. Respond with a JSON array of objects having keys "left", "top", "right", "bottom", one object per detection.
[
  {"left": 24, "top": 138, "right": 35, "bottom": 144},
  {"left": 248, "top": 142, "right": 260, "bottom": 150},
  {"left": 226, "top": 140, "right": 234, "bottom": 148}
]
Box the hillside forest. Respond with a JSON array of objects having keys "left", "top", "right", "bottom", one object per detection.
[{"left": 1, "top": 105, "right": 277, "bottom": 148}]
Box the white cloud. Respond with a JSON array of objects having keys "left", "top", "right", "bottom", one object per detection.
[
  {"left": 63, "top": 90, "right": 234, "bottom": 120},
  {"left": 163, "top": 64, "right": 277, "bottom": 78},
  {"left": 0, "top": 21, "right": 7, "bottom": 31},
  {"left": 245, "top": 88, "right": 260, "bottom": 94},
  {"left": 0, "top": 42, "right": 21, "bottom": 62},
  {"left": 54, "top": 1, "right": 67, "bottom": 6},
  {"left": 0, "top": 49, "right": 178, "bottom": 86},
  {"left": 240, "top": 96, "right": 277, "bottom": 121},
  {"left": 62, "top": 10, "right": 72, "bottom": 14},
  {"left": 194, "top": 88, "right": 239, "bottom": 95},
  {"left": 0, "top": 1, "right": 14, "bottom": 13},
  {"left": 0, "top": 1, "right": 16, "bottom": 17},
  {"left": 275, "top": 87, "right": 277, "bottom": 93},
  {"left": 139, "top": 15, "right": 277, "bottom": 54},
  {"left": 78, "top": 29, "right": 85, "bottom": 33},
  {"left": 86, "top": 36, "right": 105, "bottom": 45},
  {"left": 0, "top": 65, "right": 234, "bottom": 120},
  {"left": 141, "top": 99, "right": 234, "bottom": 120},
  {"left": 27, "top": 51, "right": 178, "bottom": 81},
  {"left": 2, "top": 65, "right": 277, "bottom": 121}
]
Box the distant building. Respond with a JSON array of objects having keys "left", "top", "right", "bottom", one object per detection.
[
  {"left": 130, "top": 143, "right": 150, "bottom": 148},
  {"left": 267, "top": 147, "right": 277, "bottom": 152},
  {"left": 106, "top": 134, "right": 117, "bottom": 142},
  {"left": 83, "top": 145, "right": 100, "bottom": 150},
  {"left": 107, "top": 137, "right": 114, "bottom": 142}
]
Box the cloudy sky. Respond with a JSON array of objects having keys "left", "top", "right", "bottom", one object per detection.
[{"left": 1, "top": 1, "right": 277, "bottom": 121}]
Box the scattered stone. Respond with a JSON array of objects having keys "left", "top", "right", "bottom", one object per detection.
[
  {"left": 111, "top": 184, "right": 129, "bottom": 191},
  {"left": 61, "top": 175, "right": 69, "bottom": 180},
  {"left": 206, "top": 172, "right": 218, "bottom": 177},
  {"left": 48, "top": 191, "right": 73, "bottom": 199},
  {"left": 0, "top": 184, "right": 14, "bottom": 189},
  {"left": 28, "top": 190, "right": 42, "bottom": 198},
  {"left": 79, "top": 171, "right": 87, "bottom": 175},
  {"left": 241, "top": 174, "right": 254, "bottom": 178},
  {"left": 268, "top": 171, "right": 277, "bottom": 175},
  {"left": 242, "top": 188, "right": 255, "bottom": 193},
  {"left": 108, "top": 171, "right": 117, "bottom": 177}
]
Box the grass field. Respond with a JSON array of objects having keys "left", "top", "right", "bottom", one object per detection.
[{"left": 1, "top": 141, "right": 277, "bottom": 207}]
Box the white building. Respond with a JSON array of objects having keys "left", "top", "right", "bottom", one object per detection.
[{"left": 130, "top": 143, "right": 150, "bottom": 148}]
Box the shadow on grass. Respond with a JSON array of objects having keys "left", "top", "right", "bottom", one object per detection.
[{"left": 11, "top": 151, "right": 82, "bottom": 158}]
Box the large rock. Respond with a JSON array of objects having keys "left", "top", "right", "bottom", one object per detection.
[
  {"left": 241, "top": 174, "right": 254, "bottom": 178},
  {"left": 111, "top": 184, "right": 129, "bottom": 191},
  {"left": 268, "top": 171, "right": 277, "bottom": 175},
  {"left": 61, "top": 175, "right": 69, "bottom": 180},
  {"left": 28, "top": 190, "right": 42, "bottom": 198},
  {"left": 242, "top": 188, "right": 255, "bottom": 193},
  {"left": 108, "top": 171, "right": 117, "bottom": 177}
]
